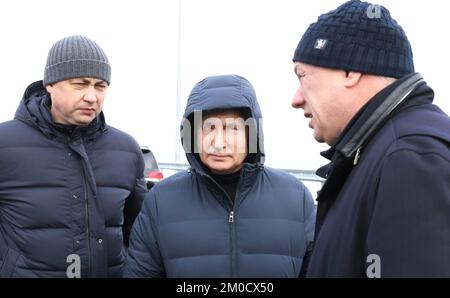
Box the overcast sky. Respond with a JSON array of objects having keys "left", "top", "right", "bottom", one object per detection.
[{"left": 1, "top": 0, "right": 449, "bottom": 172}]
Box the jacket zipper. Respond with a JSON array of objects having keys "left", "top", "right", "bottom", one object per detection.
[
  {"left": 200, "top": 171, "right": 243, "bottom": 277},
  {"left": 82, "top": 170, "right": 91, "bottom": 277},
  {"left": 353, "top": 146, "right": 362, "bottom": 165},
  {"left": 228, "top": 211, "right": 234, "bottom": 223},
  {"left": 229, "top": 172, "right": 243, "bottom": 278}
]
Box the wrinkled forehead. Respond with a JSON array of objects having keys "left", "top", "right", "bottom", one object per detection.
[
  {"left": 201, "top": 108, "right": 250, "bottom": 122},
  {"left": 203, "top": 110, "right": 243, "bottom": 121},
  {"left": 68, "top": 77, "right": 108, "bottom": 84},
  {"left": 294, "top": 62, "right": 316, "bottom": 75}
]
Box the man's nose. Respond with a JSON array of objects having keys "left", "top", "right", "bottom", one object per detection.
[
  {"left": 212, "top": 130, "right": 226, "bottom": 152},
  {"left": 291, "top": 86, "right": 305, "bottom": 109},
  {"left": 83, "top": 86, "right": 97, "bottom": 103}
]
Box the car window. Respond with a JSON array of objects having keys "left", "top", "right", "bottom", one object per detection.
[{"left": 141, "top": 149, "right": 158, "bottom": 171}]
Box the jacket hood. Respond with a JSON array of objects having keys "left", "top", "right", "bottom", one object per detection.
[
  {"left": 14, "top": 80, "right": 107, "bottom": 141},
  {"left": 181, "top": 75, "right": 265, "bottom": 172}
]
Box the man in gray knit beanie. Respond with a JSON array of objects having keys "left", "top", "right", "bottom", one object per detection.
[
  {"left": 44, "top": 35, "right": 112, "bottom": 126},
  {"left": 0, "top": 35, "right": 147, "bottom": 278},
  {"left": 44, "top": 35, "right": 111, "bottom": 86}
]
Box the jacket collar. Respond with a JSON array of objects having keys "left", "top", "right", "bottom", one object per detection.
[
  {"left": 15, "top": 80, "right": 107, "bottom": 142},
  {"left": 191, "top": 161, "right": 263, "bottom": 211},
  {"left": 317, "top": 73, "right": 426, "bottom": 178}
]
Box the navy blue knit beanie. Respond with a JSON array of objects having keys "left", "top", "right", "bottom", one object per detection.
[{"left": 293, "top": 0, "right": 414, "bottom": 79}]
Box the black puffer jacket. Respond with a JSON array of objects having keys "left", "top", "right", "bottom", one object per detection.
[
  {"left": 0, "top": 81, "right": 147, "bottom": 277},
  {"left": 308, "top": 74, "right": 450, "bottom": 277},
  {"left": 125, "top": 75, "right": 316, "bottom": 277}
]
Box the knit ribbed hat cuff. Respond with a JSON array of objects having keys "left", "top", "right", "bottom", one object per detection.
[{"left": 44, "top": 59, "right": 111, "bottom": 86}]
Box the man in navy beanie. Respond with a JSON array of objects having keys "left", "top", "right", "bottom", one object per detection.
[
  {"left": 0, "top": 36, "right": 147, "bottom": 277},
  {"left": 291, "top": 0, "right": 450, "bottom": 277}
]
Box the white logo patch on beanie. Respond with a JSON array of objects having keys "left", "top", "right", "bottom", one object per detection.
[{"left": 314, "top": 39, "right": 328, "bottom": 50}]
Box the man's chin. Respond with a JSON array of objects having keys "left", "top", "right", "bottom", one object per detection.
[
  {"left": 74, "top": 116, "right": 96, "bottom": 126},
  {"left": 209, "top": 164, "right": 234, "bottom": 175},
  {"left": 313, "top": 131, "right": 326, "bottom": 144}
]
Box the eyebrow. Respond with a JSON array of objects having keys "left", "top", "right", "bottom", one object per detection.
[
  {"left": 294, "top": 65, "right": 305, "bottom": 77},
  {"left": 294, "top": 65, "right": 309, "bottom": 78},
  {"left": 72, "top": 78, "right": 106, "bottom": 85}
]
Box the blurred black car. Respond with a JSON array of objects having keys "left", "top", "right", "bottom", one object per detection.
[{"left": 140, "top": 146, "right": 163, "bottom": 190}]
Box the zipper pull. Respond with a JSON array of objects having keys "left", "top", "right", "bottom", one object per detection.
[
  {"left": 229, "top": 211, "right": 234, "bottom": 223},
  {"left": 353, "top": 147, "right": 362, "bottom": 166}
]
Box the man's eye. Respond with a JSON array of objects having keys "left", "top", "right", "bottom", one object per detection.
[
  {"left": 203, "top": 124, "right": 215, "bottom": 131},
  {"left": 226, "top": 125, "right": 239, "bottom": 132},
  {"left": 72, "top": 82, "right": 87, "bottom": 87},
  {"left": 298, "top": 73, "right": 307, "bottom": 84}
]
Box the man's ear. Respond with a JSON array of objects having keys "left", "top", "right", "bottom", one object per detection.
[
  {"left": 344, "top": 71, "right": 363, "bottom": 88},
  {"left": 45, "top": 84, "right": 53, "bottom": 94}
]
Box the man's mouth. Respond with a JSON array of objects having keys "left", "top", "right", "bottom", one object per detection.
[
  {"left": 304, "top": 113, "right": 313, "bottom": 128},
  {"left": 79, "top": 108, "right": 96, "bottom": 115},
  {"left": 209, "top": 154, "right": 231, "bottom": 158}
]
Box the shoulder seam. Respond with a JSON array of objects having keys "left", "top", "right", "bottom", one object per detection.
[{"left": 385, "top": 147, "right": 450, "bottom": 164}]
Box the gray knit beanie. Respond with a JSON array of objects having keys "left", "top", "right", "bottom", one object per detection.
[{"left": 43, "top": 35, "right": 111, "bottom": 86}]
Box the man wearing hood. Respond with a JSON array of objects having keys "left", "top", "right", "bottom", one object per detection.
[
  {"left": 0, "top": 36, "right": 147, "bottom": 277},
  {"left": 291, "top": 0, "right": 450, "bottom": 277},
  {"left": 124, "top": 75, "right": 316, "bottom": 277}
]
